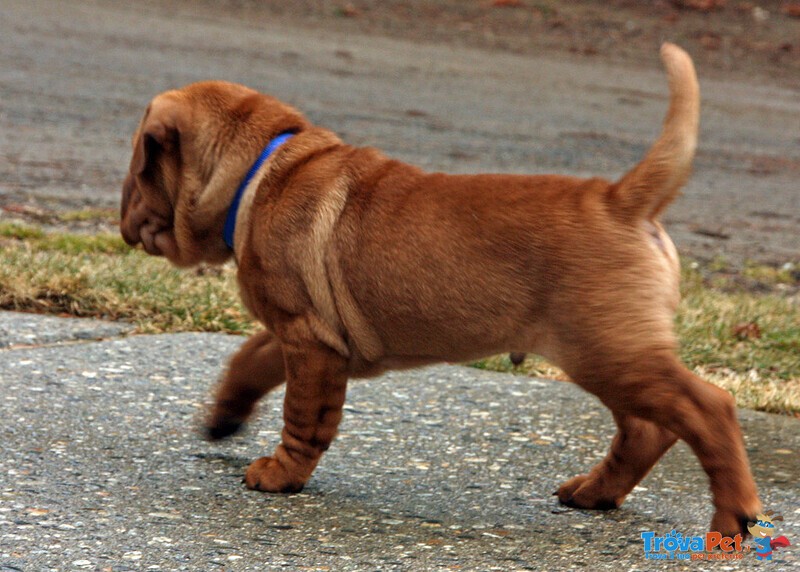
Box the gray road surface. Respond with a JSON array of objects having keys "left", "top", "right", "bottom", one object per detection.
[
  {"left": 1, "top": 0, "right": 799, "bottom": 266},
  {"left": 0, "top": 312, "right": 798, "bottom": 571}
]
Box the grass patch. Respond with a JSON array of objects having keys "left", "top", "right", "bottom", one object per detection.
[
  {"left": 473, "top": 265, "right": 799, "bottom": 414},
  {"left": 57, "top": 208, "right": 119, "bottom": 223},
  {"left": 742, "top": 261, "right": 795, "bottom": 286},
  {"left": 1, "top": 222, "right": 798, "bottom": 414},
  {"left": 0, "top": 222, "right": 254, "bottom": 334},
  {"left": 1, "top": 222, "right": 45, "bottom": 240},
  {"left": 677, "top": 269, "right": 799, "bottom": 381}
]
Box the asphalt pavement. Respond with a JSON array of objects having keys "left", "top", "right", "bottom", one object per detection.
[{"left": 0, "top": 311, "right": 797, "bottom": 571}]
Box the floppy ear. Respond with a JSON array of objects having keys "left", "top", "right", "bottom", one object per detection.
[{"left": 130, "top": 96, "right": 186, "bottom": 175}]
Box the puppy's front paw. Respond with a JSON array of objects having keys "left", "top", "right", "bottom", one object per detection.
[
  {"left": 244, "top": 456, "right": 306, "bottom": 493},
  {"left": 205, "top": 406, "right": 246, "bottom": 441},
  {"left": 205, "top": 417, "right": 244, "bottom": 441},
  {"left": 711, "top": 510, "right": 756, "bottom": 538},
  {"left": 205, "top": 404, "right": 244, "bottom": 441},
  {"left": 556, "top": 474, "right": 620, "bottom": 511},
  {"left": 205, "top": 399, "right": 250, "bottom": 441}
]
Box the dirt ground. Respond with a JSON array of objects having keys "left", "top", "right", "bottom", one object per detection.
[
  {"left": 204, "top": 0, "right": 800, "bottom": 88},
  {"left": 1, "top": 0, "right": 798, "bottom": 272}
]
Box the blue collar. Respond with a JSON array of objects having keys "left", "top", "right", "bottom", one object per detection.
[{"left": 223, "top": 132, "right": 294, "bottom": 250}]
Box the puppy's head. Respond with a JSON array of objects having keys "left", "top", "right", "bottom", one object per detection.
[{"left": 120, "top": 81, "right": 308, "bottom": 266}]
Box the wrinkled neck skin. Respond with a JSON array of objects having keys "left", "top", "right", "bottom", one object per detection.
[{"left": 168, "top": 103, "right": 309, "bottom": 267}]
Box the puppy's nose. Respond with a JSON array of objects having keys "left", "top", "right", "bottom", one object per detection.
[
  {"left": 120, "top": 223, "right": 140, "bottom": 247},
  {"left": 120, "top": 218, "right": 141, "bottom": 246}
]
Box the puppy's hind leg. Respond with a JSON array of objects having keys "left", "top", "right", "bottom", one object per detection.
[
  {"left": 557, "top": 413, "right": 677, "bottom": 510},
  {"left": 206, "top": 330, "right": 286, "bottom": 440},
  {"left": 571, "top": 351, "right": 761, "bottom": 536}
]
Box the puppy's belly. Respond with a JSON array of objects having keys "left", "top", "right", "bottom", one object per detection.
[{"left": 348, "top": 284, "right": 549, "bottom": 365}]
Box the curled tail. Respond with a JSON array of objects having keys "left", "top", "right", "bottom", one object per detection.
[{"left": 611, "top": 43, "right": 700, "bottom": 221}]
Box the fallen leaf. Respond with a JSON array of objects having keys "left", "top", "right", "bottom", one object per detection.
[
  {"left": 781, "top": 3, "right": 800, "bottom": 18},
  {"left": 698, "top": 31, "right": 722, "bottom": 50},
  {"left": 492, "top": 0, "right": 525, "bottom": 7},
  {"left": 671, "top": 0, "right": 727, "bottom": 10},
  {"left": 335, "top": 3, "right": 360, "bottom": 18},
  {"left": 732, "top": 322, "right": 761, "bottom": 340}
]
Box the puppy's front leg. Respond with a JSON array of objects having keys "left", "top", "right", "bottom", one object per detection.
[
  {"left": 245, "top": 339, "right": 348, "bottom": 493},
  {"left": 207, "top": 330, "right": 286, "bottom": 440}
]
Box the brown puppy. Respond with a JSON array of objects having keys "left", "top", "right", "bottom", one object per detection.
[{"left": 120, "top": 44, "right": 761, "bottom": 536}]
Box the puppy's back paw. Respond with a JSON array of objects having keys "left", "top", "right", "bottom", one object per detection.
[{"left": 556, "top": 474, "right": 621, "bottom": 511}]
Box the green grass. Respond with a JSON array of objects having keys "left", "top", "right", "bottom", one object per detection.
[
  {"left": 0, "top": 223, "right": 253, "bottom": 335},
  {"left": 1, "top": 221, "right": 798, "bottom": 414},
  {"left": 1, "top": 222, "right": 45, "bottom": 240},
  {"left": 677, "top": 269, "right": 799, "bottom": 380},
  {"left": 57, "top": 207, "right": 118, "bottom": 223}
]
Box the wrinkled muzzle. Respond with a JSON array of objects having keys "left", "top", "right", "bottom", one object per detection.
[{"left": 119, "top": 173, "right": 175, "bottom": 258}]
